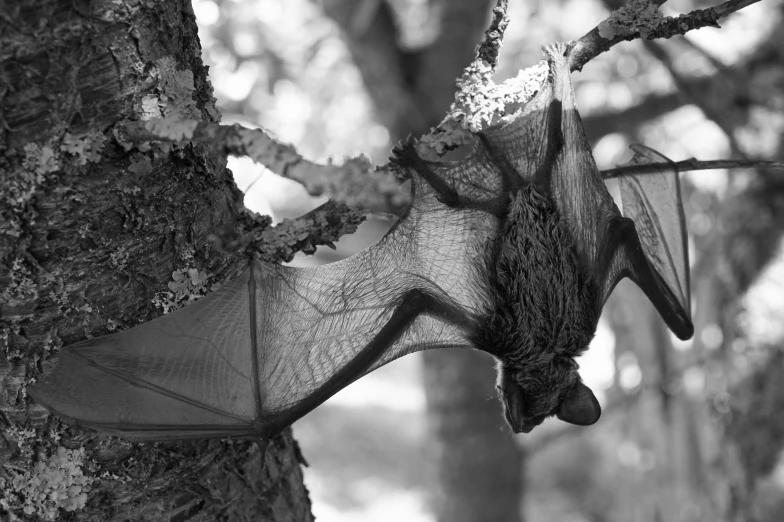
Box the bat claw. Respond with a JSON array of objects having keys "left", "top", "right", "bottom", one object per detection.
[
  {"left": 390, "top": 136, "right": 420, "bottom": 168},
  {"left": 542, "top": 41, "right": 573, "bottom": 61}
]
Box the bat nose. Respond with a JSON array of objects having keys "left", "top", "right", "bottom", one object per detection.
[
  {"left": 502, "top": 402, "right": 545, "bottom": 434},
  {"left": 515, "top": 415, "right": 545, "bottom": 434}
]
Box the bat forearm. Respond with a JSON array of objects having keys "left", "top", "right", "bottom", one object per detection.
[{"left": 260, "top": 288, "right": 469, "bottom": 438}]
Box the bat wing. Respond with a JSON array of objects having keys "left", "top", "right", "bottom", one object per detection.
[
  {"left": 547, "top": 58, "right": 693, "bottom": 340},
  {"left": 612, "top": 145, "right": 692, "bottom": 338},
  {"left": 29, "top": 146, "right": 504, "bottom": 441},
  {"left": 29, "top": 272, "right": 264, "bottom": 441}
]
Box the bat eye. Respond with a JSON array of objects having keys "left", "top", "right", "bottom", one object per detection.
[{"left": 555, "top": 381, "right": 601, "bottom": 426}]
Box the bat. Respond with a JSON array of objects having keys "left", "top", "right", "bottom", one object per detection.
[{"left": 29, "top": 43, "right": 693, "bottom": 441}]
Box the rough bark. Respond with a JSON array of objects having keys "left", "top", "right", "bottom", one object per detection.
[{"left": 0, "top": 1, "right": 312, "bottom": 520}]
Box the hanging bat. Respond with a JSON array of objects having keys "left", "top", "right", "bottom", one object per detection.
[{"left": 29, "top": 43, "right": 692, "bottom": 441}]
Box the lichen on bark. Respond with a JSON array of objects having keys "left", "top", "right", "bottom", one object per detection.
[{"left": 0, "top": 1, "right": 314, "bottom": 520}]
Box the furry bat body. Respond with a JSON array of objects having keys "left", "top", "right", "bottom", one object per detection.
[{"left": 30, "top": 44, "right": 693, "bottom": 440}]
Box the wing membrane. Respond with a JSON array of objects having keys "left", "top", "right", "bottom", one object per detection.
[
  {"left": 29, "top": 272, "right": 259, "bottom": 440},
  {"left": 618, "top": 145, "right": 691, "bottom": 319},
  {"left": 30, "top": 159, "right": 498, "bottom": 440}
]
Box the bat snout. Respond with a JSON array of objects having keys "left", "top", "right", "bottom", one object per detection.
[
  {"left": 509, "top": 412, "right": 545, "bottom": 434},
  {"left": 495, "top": 380, "right": 546, "bottom": 434}
]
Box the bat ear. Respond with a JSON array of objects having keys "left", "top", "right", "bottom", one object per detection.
[{"left": 556, "top": 382, "right": 601, "bottom": 426}]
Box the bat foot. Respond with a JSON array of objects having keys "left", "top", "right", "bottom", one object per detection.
[
  {"left": 542, "top": 42, "right": 573, "bottom": 63},
  {"left": 390, "top": 136, "right": 420, "bottom": 169}
]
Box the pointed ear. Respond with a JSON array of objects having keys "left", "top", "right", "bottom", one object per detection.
[{"left": 556, "top": 382, "right": 601, "bottom": 426}]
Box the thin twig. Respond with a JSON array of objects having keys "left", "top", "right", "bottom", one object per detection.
[
  {"left": 570, "top": 0, "right": 761, "bottom": 72},
  {"left": 713, "top": 0, "right": 760, "bottom": 18},
  {"left": 601, "top": 159, "right": 784, "bottom": 179}
]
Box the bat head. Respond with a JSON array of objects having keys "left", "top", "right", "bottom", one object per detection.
[{"left": 495, "top": 361, "right": 600, "bottom": 433}]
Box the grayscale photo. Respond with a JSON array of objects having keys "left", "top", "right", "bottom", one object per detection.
[{"left": 1, "top": 0, "right": 783, "bottom": 520}]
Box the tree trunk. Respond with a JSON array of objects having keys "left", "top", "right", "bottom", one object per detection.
[
  {"left": 0, "top": 1, "right": 312, "bottom": 520},
  {"left": 423, "top": 348, "right": 525, "bottom": 522}
]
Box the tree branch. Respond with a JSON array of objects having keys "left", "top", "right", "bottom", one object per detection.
[
  {"left": 417, "top": 0, "right": 759, "bottom": 157},
  {"left": 475, "top": 0, "right": 509, "bottom": 70},
  {"left": 118, "top": 0, "right": 765, "bottom": 218},
  {"left": 569, "top": 0, "right": 761, "bottom": 72},
  {"left": 601, "top": 159, "right": 784, "bottom": 179},
  {"left": 212, "top": 200, "right": 366, "bottom": 263},
  {"left": 118, "top": 119, "right": 405, "bottom": 213}
]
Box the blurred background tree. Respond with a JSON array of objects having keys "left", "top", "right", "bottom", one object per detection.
[{"left": 193, "top": 0, "right": 784, "bottom": 520}]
